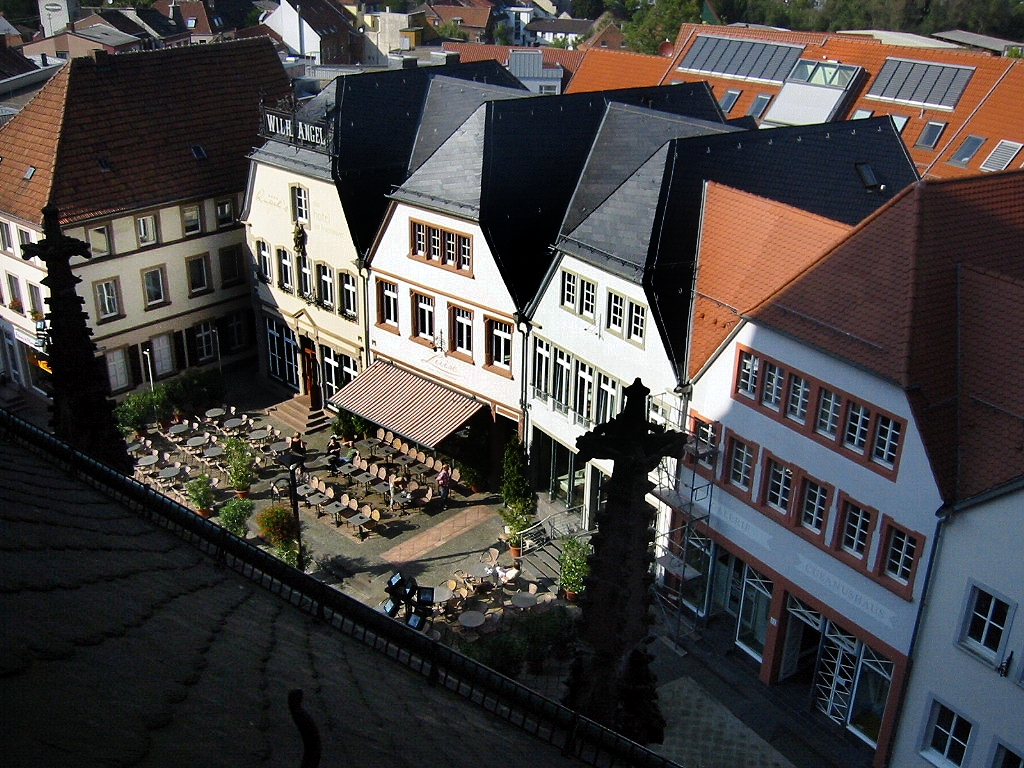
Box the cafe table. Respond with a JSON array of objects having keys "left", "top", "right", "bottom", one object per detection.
[
  {"left": 468, "top": 562, "right": 493, "bottom": 580},
  {"left": 137, "top": 453, "right": 160, "bottom": 467},
  {"left": 249, "top": 428, "right": 270, "bottom": 442},
  {"left": 323, "top": 501, "right": 347, "bottom": 525},
  {"left": 187, "top": 435, "right": 208, "bottom": 448},
  {"left": 203, "top": 445, "right": 224, "bottom": 459},
  {"left": 511, "top": 592, "right": 538, "bottom": 609},
  {"left": 223, "top": 417, "right": 244, "bottom": 431},
  {"left": 269, "top": 440, "right": 291, "bottom": 454},
  {"left": 205, "top": 407, "right": 226, "bottom": 419},
  {"left": 458, "top": 610, "right": 485, "bottom": 628},
  {"left": 167, "top": 423, "right": 189, "bottom": 436},
  {"left": 433, "top": 584, "right": 454, "bottom": 603},
  {"left": 157, "top": 465, "right": 181, "bottom": 480},
  {"left": 347, "top": 511, "right": 371, "bottom": 539}
]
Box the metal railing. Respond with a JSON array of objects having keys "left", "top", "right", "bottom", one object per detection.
[{"left": 0, "top": 407, "right": 683, "bottom": 768}]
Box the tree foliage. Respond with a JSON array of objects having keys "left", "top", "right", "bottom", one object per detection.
[
  {"left": 435, "top": 20, "right": 469, "bottom": 40},
  {"left": 257, "top": 503, "right": 299, "bottom": 548},
  {"left": 623, "top": 0, "right": 702, "bottom": 55}
]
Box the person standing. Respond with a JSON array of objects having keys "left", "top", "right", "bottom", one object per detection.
[
  {"left": 436, "top": 463, "right": 452, "bottom": 509},
  {"left": 288, "top": 432, "right": 307, "bottom": 468}
]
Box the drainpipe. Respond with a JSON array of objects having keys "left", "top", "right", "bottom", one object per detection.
[
  {"left": 513, "top": 311, "right": 531, "bottom": 440},
  {"left": 356, "top": 254, "right": 371, "bottom": 369}
]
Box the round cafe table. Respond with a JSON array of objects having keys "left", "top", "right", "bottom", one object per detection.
[
  {"left": 511, "top": 592, "right": 538, "bottom": 609},
  {"left": 205, "top": 407, "right": 226, "bottom": 419},
  {"left": 187, "top": 435, "right": 208, "bottom": 448},
  {"left": 468, "top": 562, "right": 492, "bottom": 580},
  {"left": 157, "top": 465, "right": 181, "bottom": 480},
  {"left": 433, "top": 584, "right": 453, "bottom": 603},
  {"left": 458, "top": 610, "right": 485, "bottom": 628},
  {"left": 223, "top": 417, "right": 244, "bottom": 430},
  {"left": 137, "top": 454, "right": 160, "bottom": 467},
  {"left": 168, "top": 423, "right": 189, "bottom": 436},
  {"left": 203, "top": 445, "right": 224, "bottom": 459},
  {"left": 249, "top": 428, "right": 270, "bottom": 442}
]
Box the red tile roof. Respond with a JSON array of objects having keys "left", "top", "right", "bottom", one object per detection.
[
  {"left": 0, "top": 39, "right": 289, "bottom": 227},
  {"left": 566, "top": 47, "right": 674, "bottom": 93},
  {"left": 566, "top": 22, "right": 1024, "bottom": 179},
  {"left": 431, "top": 5, "right": 492, "bottom": 29},
  {"left": 442, "top": 42, "right": 585, "bottom": 74},
  {"left": 751, "top": 169, "right": 1024, "bottom": 501},
  {"left": 690, "top": 183, "right": 851, "bottom": 378}
]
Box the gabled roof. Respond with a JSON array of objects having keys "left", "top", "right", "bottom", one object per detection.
[
  {"left": 281, "top": 0, "right": 357, "bottom": 35},
  {"left": 391, "top": 83, "right": 726, "bottom": 310},
  {"left": 442, "top": 41, "right": 585, "bottom": 75},
  {"left": 558, "top": 115, "right": 918, "bottom": 381},
  {"left": 430, "top": 4, "right": 493, "bottom": 28},
  {"left": 0, "top": 39, "right": 290, "bottom": 226},
  {"left": 566, "top": 48, "right": 674, "bottom": 93},
  {"left": 688, "top": 183, "right": 852, "bottom": 378},
  {"left": 655, "top": 23, "right": 1024, "bottom": 180},
  {"left": 73, "top": 23, "right": 141, "bottom": 47},
  {"left": 153, "top": 0, "right": 228, "bottom": 35},
  {"left": 750, "top": 170, "right": 1024, "bottom": 502},
  {"left": 331, "top": 61, "right": 528, "bottom": 257},
  {"left": 0, "top": 40, "right": 37, "bottom": 78}
]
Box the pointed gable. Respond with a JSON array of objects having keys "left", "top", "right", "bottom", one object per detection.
[{"left": 690, "top": 184, "right": 852, "bottom": 378}]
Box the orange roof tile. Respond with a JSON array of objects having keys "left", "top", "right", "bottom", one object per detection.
[
  {"left": 442, "top": 42, "right": 584, "bottom": 73},
  {"left": 751, "top": 169, "right": 1024, "bottom": 501},
  {"left": 566, "top": 48, "right": 674, "bottom": 93},
  {"left": 0, "top": 39, "right": 289, "bottom": 227},
  {"left": 432, "top": 5, "right": 492, "bottom": 28},
  {"left": 689, "top": 183, "right": 851, "bottom": 378},
  {"left": 652, "top": 23, "right": 1024, "bottom": 179}
]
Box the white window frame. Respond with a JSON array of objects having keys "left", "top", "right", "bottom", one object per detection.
[
  {"left": 595, "top": 371, "right": 618, "bottom": 423},
  {"left": 560, "top": 270, "right": 577, "bottom": 309},
  {"left": 0, "top": 222, "right": 11, "bottom": 252},
  {"left": 142, "top": 266, "right": 167, "bottom": 307},
  {"left": 883, "top": 525, "right": 917, "bottom": 584},
  {"left": 317, "top": 263, "right": 335, "bottom": 308},
  {"left": 277, "top": 248, "right": 293, "bottom": 292},
  {"left": 607, "top": 291, "right": 625, "bottom": 335},
  {"left": 182, "top": 204, "right": 201, "bottom": 236},
  {"left": 136, "top": 214, "right": 157, "bottom": 246},
  {"left": 215, "top": 199, "right": 234, "bottom": 228},
  {"left": 800, "top": 478, "right": 827, "bottom": 533},
  {"left": 194, "top": 321, "right": 217, "bottom": 361},
  {"left": 873, "top": 415, "right": 902, "bottom": 467},
  {"left": 151, "top": 332, "right": 174, "bottom": 374},
  {"left": 414, "top": 293, "right": 435, "bottom": 340},
  {"left": 729, "top": 439, "right": 754, "bottom": 490},
  {"left": 573, "top": 360, "right": 594, "bottom": 426},
  {"left": 291, "top": 185, "right": 309, "bottom": 223},
  {"left": 761, "top": 361, "right": 784, "bottom": 410},
  {"left": 923, "top": 701, "right": 973, "bottom": 767},
  {"left": 958, "top": 584, "right": 1013, "bottom": 664},
  {"left": 532, "top": 337, "right": 551, "bottom": 399},
  {"left": 552, "top": 347, "right": 572, "bottom": 413},
  {"left": 786, "top": 374, "right": 810, "bottom": 423},
  {"left": 628, "top": 301, "right": 646, "bottom": 343},
  {"left": 579, "top": 278, "right": 596, "bottom": 319},
  {"left": 105, "top": 348, "right": 130, "bottom": 392},
  {"left": 487, "top": 318, "right": 512, "bottom": 371},
  {"left": 737, "top": 351, "right": 759, "bottom": 397},
  {"left": 256, "top": 240, "right": 271, "bottom": 281},
  {"left": 816, "top": 388, "right": 842, "bottom": 437},
  {"left": 186, "top": 254, "right": 210, "bottom": 295},
  {"left": 298, "top": 254, "right": 313, "bottom": 299},
  {"left": 452, "top": 305, "right": 473, "bottom": 356},
  {"left": 88, "top": 225, "right": 110, "bottom": 256},
  {"left": 379, "top": 280, "right": 399, "bottom": 327},
  {"left": 839, "top": 501, "right": 872, "bottom": 558},
  {"left": 94, "top": 278, "right": 121, "bottom": 319},
  {"left": 458, "top": 234, "right": 472, "bottom": 270},
  {"left": 844, "top": 401, "right": 871, "bottom": 450},
  {"left": 764, "top": 459, "right": 792, "bottom": 513},
  {"left": 340, "top": 273, "right": 357, "bottom": 319}
]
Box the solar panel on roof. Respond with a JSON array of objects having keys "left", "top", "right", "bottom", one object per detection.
[
  {"left": 867, "top": 58, "right": 974, "bottom": 109},
  {"left": 678, "top": 35, "right": 803, "bottom": 83}
]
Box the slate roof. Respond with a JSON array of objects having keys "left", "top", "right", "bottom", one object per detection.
[
  {"left": 0, "top": 41, "right": 37, "bottom": 79},
  {"left": 0, "top": 432, "right": 584, "bottom": 768},
  {"left": 390, "top": 83, "right": 728, "bottom": 311},
  {"left": 330, "top": 61, "right": 527, "bottom": 257},
  {"left": 751, "top": 169, "right": 1024, "bottom": 502},
  {"left": 688, "top": 183, "right": 852, "bottom": 378},
  {"left": 0, "top": 39, "right": 290, "bottom": 227},
  {"left": 558, "top": 116, "right": 918, "bottom": 381},
  {"left": 280, "top": 0, "right": 357, "bottom": 35}
]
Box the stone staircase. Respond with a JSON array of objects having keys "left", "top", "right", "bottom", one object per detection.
[{"left": 266, "top": 394, "right": 331, "bottom": 436}]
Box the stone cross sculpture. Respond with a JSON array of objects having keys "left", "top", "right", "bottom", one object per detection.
[
  {"left": 22, "top": 205, "right": 132, "bottom": 474},
  {"left": 564, "top": 377, "right": 688, "bottom": 745}
]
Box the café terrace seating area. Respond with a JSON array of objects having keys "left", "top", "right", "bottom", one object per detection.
[{"left": 129, "top": 407, "right": 456, "bottom": 542}]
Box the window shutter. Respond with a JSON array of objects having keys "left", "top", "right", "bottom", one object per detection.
[{"left": 128, "top": 344, "right": 143, "bottom": 388}]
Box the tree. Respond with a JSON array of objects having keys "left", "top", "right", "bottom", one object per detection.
[
  {"left": 494, "top": 21, "right": 513, "bottom": 44},
  {"left": 573, "top": 0, "right": 605, "bottom": 19},
  {"left": 623, "top": 0, "right": 701, "bottom": 55},
  {"left": 500, "top": 434, "right": 533, "bottom": 512},
  {"left": 436, "top": 20, "right": 469, "bottom": 40}
]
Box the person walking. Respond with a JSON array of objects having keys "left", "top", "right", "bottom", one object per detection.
[{"left": 436, "top": 463, "right": 452, "bottom": 509}]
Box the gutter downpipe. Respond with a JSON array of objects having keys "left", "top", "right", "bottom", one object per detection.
[
  {"left": 513, "top": 309, "right": 531, "bottom": 441},
  {"left": 356, "top": 253, "right": 372, "bottom": 369}
]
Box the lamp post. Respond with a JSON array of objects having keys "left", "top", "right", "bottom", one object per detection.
[
  {"left": 213, "top": 327, "right": 223, "bottom": 374},
  {"left": 141, "top": 348, "right": 155, "bottom": 393},
  {"left": 288, "top": 462, "right": 305, "bottom": 571}
]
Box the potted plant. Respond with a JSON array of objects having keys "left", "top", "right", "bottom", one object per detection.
[
  {"left": 113, "top": 390, "right": 154, "bottom": 438},
  {"left": 500, "top": 501, "right": 533, "bottom": 559},
  {"left": 185, "top": 473, "right": 216, "bottom": 518},
  {"left": 224, "top": 436, "right": 258, "bottom": 497},
  {"left": 459, "top": 463, "right": 485, "bottom": 494},
  {"left": 219, "top": 496, "right": 255, "bottom": 537},
  {"left": 256, "top": 502, "right": 302, "bottom": 568},
  {"left": 558, "top": 535, "right": 591, "bottom": 601}
]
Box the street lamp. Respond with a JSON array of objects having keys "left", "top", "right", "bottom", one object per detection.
[
  {"left": 212, "top": 327, "right": 222, "bottom": 374},
  {"left": 287, "top": 462, "right": 305, "bottom": 571},
  {"left": 141, "top": 348, "right": 155, "bottom": 392}
]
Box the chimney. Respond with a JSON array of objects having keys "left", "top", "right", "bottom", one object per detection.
[{"left": 41, "top": 52, "right": 48, "bottom": 66}]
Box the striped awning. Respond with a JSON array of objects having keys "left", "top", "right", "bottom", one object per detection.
[{"left": 328, "top": 360, "right": 486, "bottom": 449}]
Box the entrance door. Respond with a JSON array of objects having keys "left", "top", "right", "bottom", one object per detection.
[
  {"left": 814, "top": 623, "right": 859, "bottom": 727},
  {"left": 735, "top": 565, "right": 773, "bottom": 661},
  {"left": 780, "top": 595, "right": 824, "bottom": 682},
  {"left": 301, "top": 339, "right": 321, "bottom": 410},
  {"left": 711, "top": 551, "right": 744, "bottom": 617}
]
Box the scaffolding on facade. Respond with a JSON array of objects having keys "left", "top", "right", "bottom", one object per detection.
[{"left": 651, "top": 426, "right": 717, "bottom": 649}]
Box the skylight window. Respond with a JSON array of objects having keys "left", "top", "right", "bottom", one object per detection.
[
  {"left": 186, "top": 17, "right": 197, "bottom": 29},
  {"left": 948, "top": 135, "right": 985, "bottom": 167},
  {"left": 747, "top": 93, "right": 772, "bottom": 118},
  {"left": 855, "top": 163, "right": 882, "bottom": 190},
  {"left": 890, "top": 115, "right": 909, "bottom": 134},
  {"left": 191, "top": 144, "right": 207, "bottom": 160},
  {"left": 788, "top": 60, "right": 859, "bottom": 88},
  {"left": 979, "top": 140, "right": 1023, "bottom": 172},
  {"left": 915, "top": 121, "right": 946, "bottom": 150},
  {"left": 852, "top": 108, "right": 873, "bottom": 119},
  {"left": 23, "top": 166, "right": 35, "bottom": 180},
  {"left": 718, "top": 88, "right": 741, "bottom": 113}
]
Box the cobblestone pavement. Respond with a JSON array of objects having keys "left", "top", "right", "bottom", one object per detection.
[{"left": 5, "top": 367, "right": 869, "bottom": 768}]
